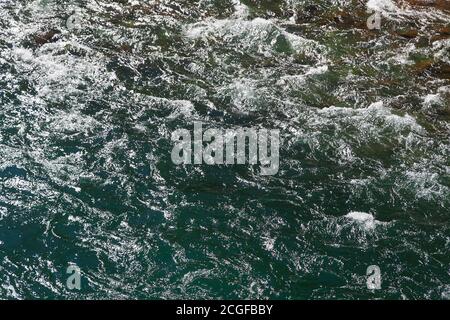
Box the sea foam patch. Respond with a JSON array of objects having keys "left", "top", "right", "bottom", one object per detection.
[{"left": 345, "top": 211, "right": 378, "bottom": 230}]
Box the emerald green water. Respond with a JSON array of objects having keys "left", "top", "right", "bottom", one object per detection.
[{"left": 0, "top": 0, "right": 449, "bottom": 299}]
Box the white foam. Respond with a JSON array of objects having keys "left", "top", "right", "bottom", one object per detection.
[
  {"left": 262, "top": 237, "right": 275, "bottom": 252},
  {"left": 277, "top": 65, "right": 329, "bottom": 87},
  {"left": 167, "top": 100, "right": 195, "bottom": 119},
  {"left": 404, "top": 170, "right": 449, "bottom": 201},
  {"left": 224, "top": 78, "right": 257, "bottom": 111},
  {"left": 442, "top": 286, "right": 450, "bottom": 299},
  {"left": 1, "top": 284, "right": 20, "bottom": 299},
  {"left": 367, "top": 0, "right": 397, "bottom": 12},
  {"left": 423, "top": 94, "right": 443, "bottom": 108},
  {"left": 232, "top": 0, "right": 249, "bottom": 18},
  {"left": 184, "top": 15, "right": 325, "bottom": 61},
  {"left": 367, "top": 0, "right": 449, "bottom": 22},
  {"left": 345, "top": 211, "right": 377, "bottom": 229},
  {"left": 346, "top": 211, "right": 374, "bottom": 222},
  {"left": 0, "top": 207, "right": 7, "bottom": 221},
  {"left": 318, "top": 101, "right": 425, "bottom": 134},
  {"left": 305, "top": 65, "right": 328, "bottom": 76}
]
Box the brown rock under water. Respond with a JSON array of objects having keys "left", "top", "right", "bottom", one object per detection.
[
  {"left": 432, "top": 63, "right": 450, "bottom": 79},
  {"left": 404, "top": 0, "right": 450, "bottom": 11},
  {"left": 395, "top": 28, "right": 419, "bottom": 38},
  {"left": 331, "top": 10, "right": 368, "bottom": 29},
  {"left": 429, "top": 25, "right": 450, "bottom": 42},
  {"left": 415, "top": 59, "right": 450, "bottom": 79},
  {"left": 431, "top": 34, "right": 450, "bottom": 42},
  {"left": 34, "top": 29, "right": 61, "bottom": 45},
  {"left": 438, "top": 26, "right": 450, "bottom": 35},
  {"left": 414, "top": 59, "right": 434, "bottom": 73}
]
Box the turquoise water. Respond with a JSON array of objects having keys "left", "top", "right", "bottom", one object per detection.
[{"left": 0, "top": 0, "right": 449, "bottom": 299}]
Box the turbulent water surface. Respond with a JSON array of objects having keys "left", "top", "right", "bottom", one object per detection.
[{"left": 0, "top": 0, "right": 449, "bottom": 299}]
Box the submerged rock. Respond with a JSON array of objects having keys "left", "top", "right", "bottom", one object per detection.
[
  {"left": 328, "top": 8, "right": 368, "bottom": 30},
  {"left": 414, "top": 59, "right": 434, "bottom": 73},
  {"left": 242, "top": 0, "right": 286, "bottom": 17},
  {"left": 414, "top": 59, "right": 450, "bottom": 80},
  {"left": 432, "top": 63, "right": 450, "bottom": 79},
  {"left": 430, "top": 25, "right": 450, "bottom": 42},
  {"left": 438, "top": 26, "right": 450, "bottom": 35},
  {"left": 395, "top": 28, "right": 419, "bottom": 39},
  {"left": 33, "top": 29, "right": 61, "bottom": 45},
  {"left": 295, "top": 4, "right": 322, "bottom": 23},
  {"left": 405, "top": 0, "right": 450, "bottom": 11}
]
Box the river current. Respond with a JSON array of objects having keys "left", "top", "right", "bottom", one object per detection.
[{"left": 0, "top": 0, "right": 449, "bottom": 299}]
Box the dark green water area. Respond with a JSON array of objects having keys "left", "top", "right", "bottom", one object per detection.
[{"left": 0, "top": 0, "right": 449, "bottom": 299}]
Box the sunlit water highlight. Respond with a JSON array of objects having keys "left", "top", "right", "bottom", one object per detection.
[{"left": 0, "top": 0, "right": 449, "bottom": 299}]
